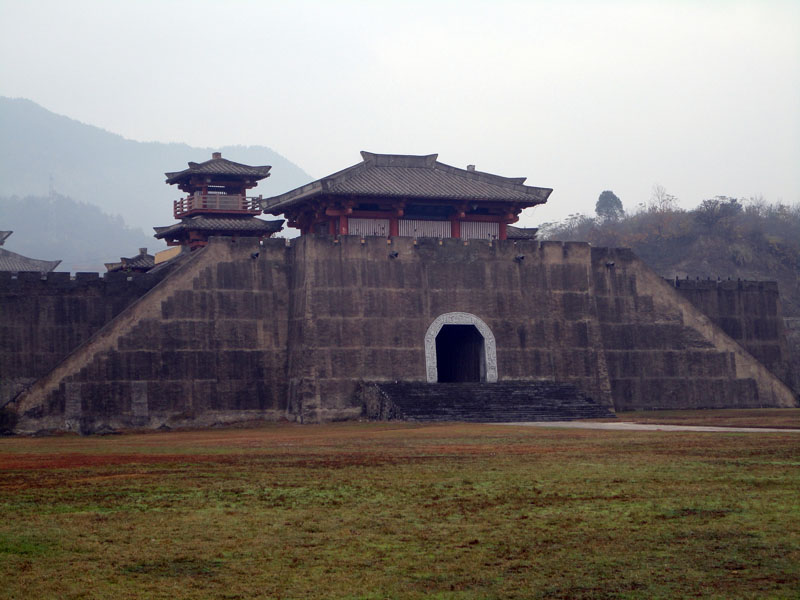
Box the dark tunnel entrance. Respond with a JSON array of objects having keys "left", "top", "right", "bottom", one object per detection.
[{"left": 435, "top": 324, "right": 485, "bottom": 382}]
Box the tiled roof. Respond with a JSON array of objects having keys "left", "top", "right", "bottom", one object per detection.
[
  {"left": 153, "top": 216, "right": 284, "bottom": 239},
  {"left": 0, "top": 231, "right": 11, "bottom": 246},
  {"left": 263, "top": 151, "right": 552, "bottom": 213},
  {"left": 506, "top": 226, "right": 539, "bottom": 240},
  {"left": 105, "top": 248, "right": 155, "bottom": 272},
  {"left": 165, "top": 153, "right": 271, "bottom": 184},
  {"left": 0, "top": 247, "right": 61, "bottom": 272}
]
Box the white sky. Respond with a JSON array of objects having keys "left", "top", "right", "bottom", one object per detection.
[{"left": 1, "top": 0, "right": 798, "bottom": 227}]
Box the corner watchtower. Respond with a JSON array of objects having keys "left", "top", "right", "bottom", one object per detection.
[
  {"left": 155, "top": 152, "right": 283, "bottom": 250},
  {"left": 167, "top": 151, "right": 267, "bottom": 218}
]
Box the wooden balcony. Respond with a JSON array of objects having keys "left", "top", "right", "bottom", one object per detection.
[{"left": 173, "top": 194, "right": 262, "bottom": 218}]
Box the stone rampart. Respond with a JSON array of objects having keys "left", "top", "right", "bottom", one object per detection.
[
  {"left": 287, "top": 237, "right": 794, "bottom": 420},
  {"left": 593, "top": 248, "right": 796, "bottom": 410},
  {"left": 0, "top": 270, "right": 169, "bottom": 407},
  {"left": 11, "top": 238, "right": 290, "bottom": 433},
  {"left": 285, "top": 236, "right": 613, "bottom": 422},
  {"left": 6, "top": 235, "right": 796, "bottom": 432},
  {"left": 668, "top": 277, "right": 795, "bottom": 393},
  {"left": 786, "top": 318, "right": 800, "bottom": 392}
]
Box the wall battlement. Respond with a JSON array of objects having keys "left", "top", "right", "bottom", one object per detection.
[{"left": 0, "top": 270, "right": 162, "bottom": 292}]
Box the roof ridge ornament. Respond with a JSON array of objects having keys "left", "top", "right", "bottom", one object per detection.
[{"left": 360, "top": 151, "right": 438, "bottom": 168}]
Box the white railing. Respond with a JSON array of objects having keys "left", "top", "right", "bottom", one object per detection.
[{"left": 399, "top": 219, "right": 452, "bottom": 238}]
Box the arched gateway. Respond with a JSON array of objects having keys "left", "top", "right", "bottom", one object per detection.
[{"left": 424, "top": 312, "right": 498, "bottom": 383}]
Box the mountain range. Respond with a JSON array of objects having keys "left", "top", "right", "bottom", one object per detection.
[{"left": 0, "top": 97, "right": 313, "bottom": 271}]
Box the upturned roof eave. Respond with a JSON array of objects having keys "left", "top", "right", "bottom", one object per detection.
[
  {"left": 262, "top": 160, "right": 369, "bottom": 214},
  {"left": 261, "top": 180, "right": 326, "bottom": 214},
  {"left": 152, "top": 217, "right": 284, "bottom": 239},
  {"left": 0, "top": 247, "right": 61, "bottom": 272},
  {"left": 164, "top": 158, "right": 272, "bottom": 185}
]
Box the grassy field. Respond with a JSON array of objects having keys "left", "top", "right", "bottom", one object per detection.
[{"left": 1, "top": 420, "right": 799, "bottom": 599}]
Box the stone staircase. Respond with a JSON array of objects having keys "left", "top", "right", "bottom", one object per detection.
[{"left": 360, "top": 381, "right": 615, "bottom": 422}]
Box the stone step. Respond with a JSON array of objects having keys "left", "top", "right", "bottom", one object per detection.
[{"left": 362, "top": 380, "right": 616, "bottom": 422}]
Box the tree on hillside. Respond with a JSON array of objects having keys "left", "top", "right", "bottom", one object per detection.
[
  {"left": 595, "top": 190, "right": 624, "bottom": 221},
  {"left": 694, "top": 196, "right": 743, "bottom": 229}
]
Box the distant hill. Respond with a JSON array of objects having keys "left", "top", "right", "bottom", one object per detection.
[
  {"left": 0, "top": 97, "right": 313, "bottom": 235},
  {"left": 541, "top": 199, "right": 800, "bottom": 318},
  {"left": 0, "top": 194, "right": 158, "bottom": 273}
]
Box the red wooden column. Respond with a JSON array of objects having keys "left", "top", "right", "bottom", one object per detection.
[
  {"left": 499, "top": 222, "right": 507, "bottom": 240},
  {"left": 450, "top": 219, "right": 461, "bottom": 239},
  {"left": 328, "top": 218, "right": 336, "bottom": 235},
  {"left": 339, "top": 214, "right": 349, "bottom": 235},
  {"left": 390, "top": 203, "right": 404, "bottom": 238}
]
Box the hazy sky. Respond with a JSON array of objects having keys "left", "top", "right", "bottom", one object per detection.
[{"left": 1, "top": 0, "right": 798, "bottom": 227}]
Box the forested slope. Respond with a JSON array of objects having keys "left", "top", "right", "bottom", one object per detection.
[{"left": 542, "top": 198, "right": 800, "bottom": 317}]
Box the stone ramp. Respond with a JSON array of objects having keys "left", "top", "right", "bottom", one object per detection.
[{"left": 361, "top": 381, "right": 615, "bottom": 422}]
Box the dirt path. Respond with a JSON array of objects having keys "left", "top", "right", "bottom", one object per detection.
[{"left": 501, "top": 421, "right": 800, "bottom": 433}]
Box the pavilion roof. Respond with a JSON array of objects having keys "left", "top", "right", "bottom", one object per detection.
[
  {"left": 262, "top": 152, "right": 552, "bottom": 214},
  {"left": 165, "top": 153, "right": 271, "bottom": 185},
  {"left": 104, "top": 248, "right": 155, "bottom": 273},
  {"left": 506, "top": 226, "right": 539, "bottom": 240},
  {"left": 0, "top": 247, "right": 61, "bottom": 272}
]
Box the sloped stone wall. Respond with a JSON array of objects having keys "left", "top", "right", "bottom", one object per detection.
[
  {"left": 670, "top": 278, "right": 796, "bottom": 394},
  {"left": 0, "top": 270, "right": 166, "bottom": 407},
  {"left": 12, "top": 238, "right": 290, "bottom": 433},
  {"left": 592, "top": 248, "right": 796, "bottom": 410}
]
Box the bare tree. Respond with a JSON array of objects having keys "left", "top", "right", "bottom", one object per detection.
[{"left": 648, "top": 184, "right": 679, "bottom": 213}]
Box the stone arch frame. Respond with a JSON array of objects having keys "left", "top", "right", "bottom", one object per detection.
[{"left": 424, "top": 312, "right": 498, "bottom": 383}]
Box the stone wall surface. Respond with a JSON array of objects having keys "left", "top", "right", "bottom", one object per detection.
[
  {"left": 592, "top": 248, "right": 796, "bottom": 410},
  {"left": 786, "top": 318, "right": 800, "bottom": 390},
  {"left": 669, "top": 278, "right": 796, "bottom": 394},
  {"left": 0, "top": 270, "right": 167, "bottom": 407},
  {"left": 286, "top": 236, "right": 613, "bottom": 422},
  {"left": 287, "top": 237, "right": 795, "bottom": 421},
  {"left": 11, "top": 238, "right": 290, "bottom": 433},
  {"left": 6, "top": 235, "right": 796, "bottom": 433}
]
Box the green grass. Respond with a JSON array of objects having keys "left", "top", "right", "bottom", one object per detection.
[{"left": 1, "top": 421, "right": 798, "bottom": 599}]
